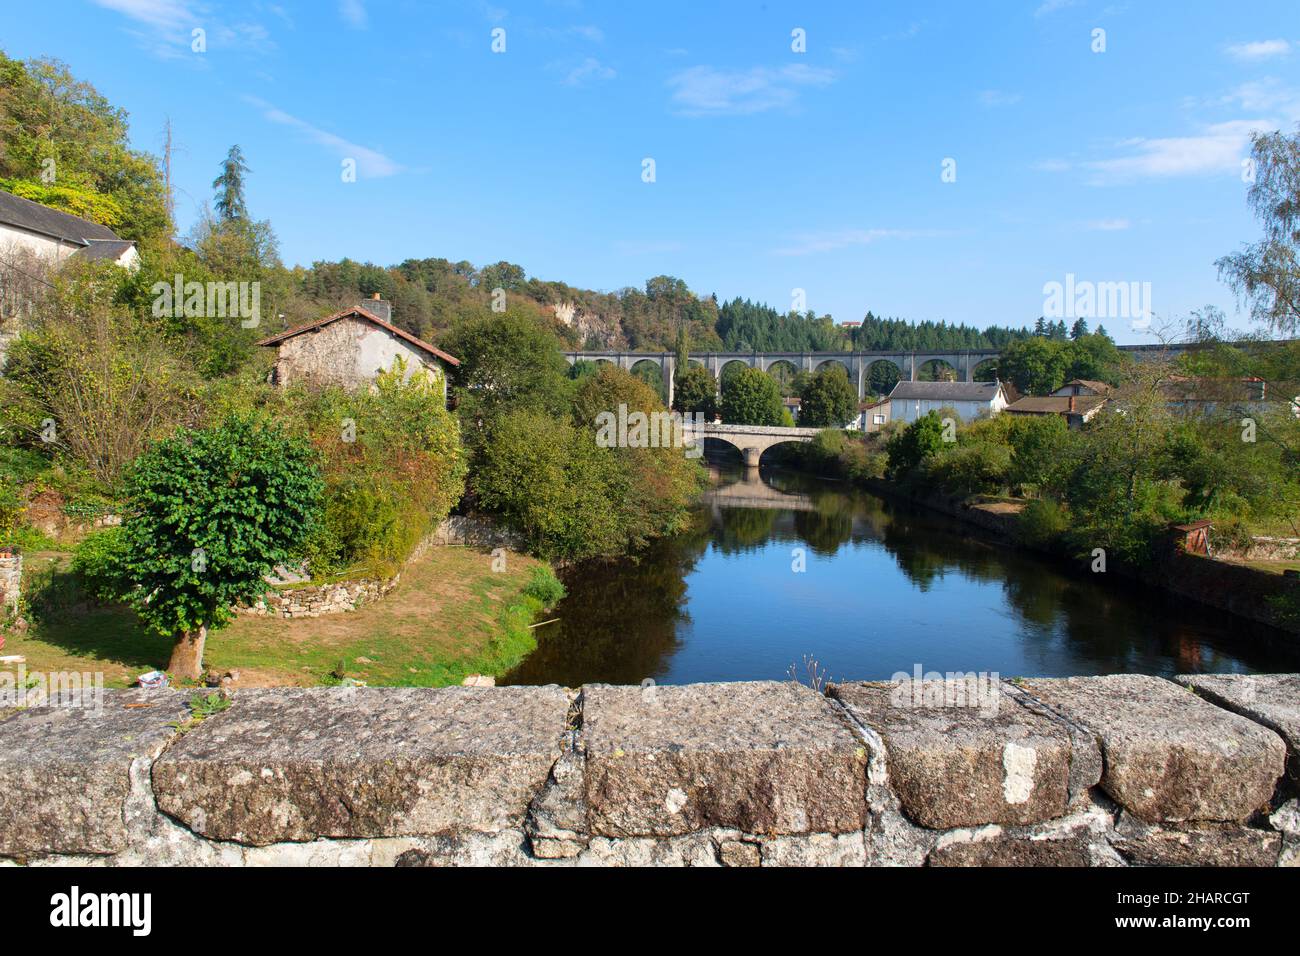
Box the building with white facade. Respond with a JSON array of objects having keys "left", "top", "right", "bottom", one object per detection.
[{"left": 886, "top": 380, "right": 1009, "bottom": 424}]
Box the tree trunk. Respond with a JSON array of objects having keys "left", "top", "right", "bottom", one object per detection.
[{"left": 168, "top": 624, "right": 208, "bottom": 681}]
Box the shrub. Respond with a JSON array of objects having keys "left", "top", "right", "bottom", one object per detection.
[
  {"left": 885, "top": 412, "right": 945, "bottom": 478},
  {"left": 1018, "top": 498, "right": 1070, "bottom": 549},
  {"left": 924, "top": 441, "right": 1012, "bottom": 496},
  {"left": 522, "top": 565, "right": 566, "bottom": 608},
  {"left": 293, "top": 361, "right": 466, "bottom": 577},
  {"left": 70, "top": 526, "right": 129, "bottom": 602}
]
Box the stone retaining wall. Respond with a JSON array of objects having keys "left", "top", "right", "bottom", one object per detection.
[
  {"left": 1, "top": 674, "right": 1297, "bottom": 867},
  {"left": 236, "top": 517, "right": 520, "bottom": 619},
  {"left": 0, "top": 548, "right": 20, "bottom": 616}
]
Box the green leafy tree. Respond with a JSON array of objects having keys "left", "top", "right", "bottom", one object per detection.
[
  {"left": 798, "top": 363, "right": 857, "bottom": 427},
  {"left": 721, "top": 365, "right": 785, "bottom": 425},
  {"left": 212, "top": 145, "right": 250, "bottom": 221},
  {"left": 1216, "top": 124, "right": 1300, "bottom": 335},
  {"left": 119, "top": 414, "right": 323, "bottom": 679},
  {"left": 441, "top": 311, "right": 571, "bottom": 450},
  {"left": 0, "top": 52, "right": 169, "bottom": 241},
  {"left": 885, "top": 412, "right": 946, "bottom": 478},
  {"left": 674, "top": 365, "right": 718, "bottom": 419}
]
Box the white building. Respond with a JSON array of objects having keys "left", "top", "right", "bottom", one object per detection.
[
  {"left": 0, "top": 189, "right": 139, "bottom": 269},
  {"left": 887, "top": 380, "right": 1009, "bottom": 424}
]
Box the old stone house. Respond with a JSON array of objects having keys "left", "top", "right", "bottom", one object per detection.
[{"left": 257, "top": 297, "right": 460, "bottom": 397}]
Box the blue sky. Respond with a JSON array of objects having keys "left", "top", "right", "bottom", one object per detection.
[{"left": 6, "top": 0, "right": 1300, "bottom": 343}]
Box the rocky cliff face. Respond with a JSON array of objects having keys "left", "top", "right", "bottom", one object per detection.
[{"left": 552, "top": 301, "right": 621, "bottom": 349}]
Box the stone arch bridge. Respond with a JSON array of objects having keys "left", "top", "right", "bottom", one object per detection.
[
  {"left": 684, "top": 421, "right": 823, "bottom": 467},
  {"left": 564, "top": 350, "right": 1002, "bottom": 407}
]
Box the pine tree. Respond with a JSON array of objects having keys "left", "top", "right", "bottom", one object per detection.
[
  {"left": 212, "top": 145, "right": 250, "bottom": 221},
  {"left": 1070, "top": 318, "right": 1089, "bottom": 340}
]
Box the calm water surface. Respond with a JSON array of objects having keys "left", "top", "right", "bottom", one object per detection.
[{"left": 503, "top": 463, "right": 1300, "bottom": 685}]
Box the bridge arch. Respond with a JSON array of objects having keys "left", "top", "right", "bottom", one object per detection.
[
  {"left": 764, "top": 359, "right": 800, "bottom": 395},
  {"left": 812, "top": 356, "right": 853, "bottom": 377},
  {"left": 718, "top": 358, "right": 753, "bottom": 385},
  {"left": 972, "top": 356, "right": 999, "bottom": 382},
  {"left": 916, "top": 357, "right": 959, "bottom": 382},
  {"left": 864, "top": 358, "right": 902, "bottom": 397},
  {"left": 629, "top": 358, "right": 668, "bottom": 402}
]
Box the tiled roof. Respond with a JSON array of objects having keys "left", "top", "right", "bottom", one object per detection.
[
  {"left": 256, "top": 306, "right": 460, "bottom": 366},
  {"left": 1005, "top": 396, "right": 1108, "bottom": 415}
]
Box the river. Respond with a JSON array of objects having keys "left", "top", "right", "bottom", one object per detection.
[{"left": 502, "top": 462, "right": 1300, "bottom": 686}]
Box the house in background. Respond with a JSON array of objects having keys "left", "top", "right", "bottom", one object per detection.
[
  {"left": 1004, "top": 393, "right": 1108, "bottom": 428},
  {"left": 849, "top": 397, "right": 891, "bottom": 432},
  {"left": 257, "top": 295, "right": 459, "bottom": 398},
  {"left": 782, "top": 395, "right": 801, "bottom": 422},
  {"left": 0, "top": 189, "right": 139, "bottom": 269},
  {"left": 886, "top": 380, "right": 1009, "bottom": 424},
  {"left": 1052, "top": 379, "right": 1113, "bottom": 399},
  {"left": 1, "top": 188, "right": 141, "bottom": 370}
]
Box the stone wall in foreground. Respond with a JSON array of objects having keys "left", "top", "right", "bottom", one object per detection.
[{"left": 1, "top": 675, "right": 1297, "bottom": 867}]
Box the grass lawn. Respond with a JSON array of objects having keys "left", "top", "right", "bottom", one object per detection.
[{"left": 1, "top": 546, "right": 548, "bottom": 688}]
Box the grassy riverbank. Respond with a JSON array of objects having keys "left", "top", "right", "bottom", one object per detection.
[{"left": 3, "top": 546, "right": 557, "bottom": 688}]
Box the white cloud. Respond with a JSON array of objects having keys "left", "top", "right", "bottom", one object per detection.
[
  {"left": 1034, "top": 0, "right": 1079, "bottom": 18},
  {"left": 667, "top": 64, "right": 835, "bottom": 117},
  {"left": 90, "top": 0, "right": 198, "bottom": 30},
  {"left": 773, "top": 228, "right": 950, "bottom": 257},
  {"left": 1034, "top": 158, "right": 1073, "bottom": 172},
  {"left": 1085, "top": 218, "right": 1131, "bottom": 231},
  {"left": 1086, "top": 120, "right": 1265, "bottom": 182},
  {"left": 338, "top": 0, "right": 366, "bottom": 29},
  {"left": 978, "top": 89, "right": 1022, "bottom": 107},
  {"left": 244, "top": 97, "right": 402, "bottom": 178},
  {"left": 1225, "top": 39, "right": 1291, "bottom": 62},
  {"left": 91, "top": 0, "right": 274, "bottom": 57},
  {"left": 559, "top": 57, "right": 615, "bottom": 86}
]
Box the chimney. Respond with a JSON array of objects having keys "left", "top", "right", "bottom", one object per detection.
[
  {"left": 359, "top": 293, "right": 392, "bottom": 323},
  {"left": 1068, "top": 395, "right": 1076, "bottom": 413}
]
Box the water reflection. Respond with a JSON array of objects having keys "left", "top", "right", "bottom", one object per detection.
[{"left": 502, "top": 463, "right": 1300, "bottom": 686}]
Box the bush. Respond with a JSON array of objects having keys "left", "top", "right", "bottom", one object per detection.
[
  {"left": 1018, "top": 498, "right": 1070, "bottom": 549},
  {"left": 885, "top": 412, "right": 946, "bottom": 478},
  {"left": 923, "top": 441, "right": 1011, "bottom": 496},
  {"left": 70, "top": 526, "right": 129, "bottom": 602},
  {"left": 292, "top": 361, "right": 466, "bottom": 577},
  {"left": 522, "top": 565, "right": 566, "bottom": 608}
]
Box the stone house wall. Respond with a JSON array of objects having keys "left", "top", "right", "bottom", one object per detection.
[
  {"left": 270, "top": 315, "right": 447, "bottom": 395},
  {"left": 1, "top": 674, "right": 1296, "bottom": 867}
]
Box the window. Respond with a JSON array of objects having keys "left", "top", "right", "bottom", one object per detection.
[{"left": 873, "top": 414, "right": 886, "bottom": 425}]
